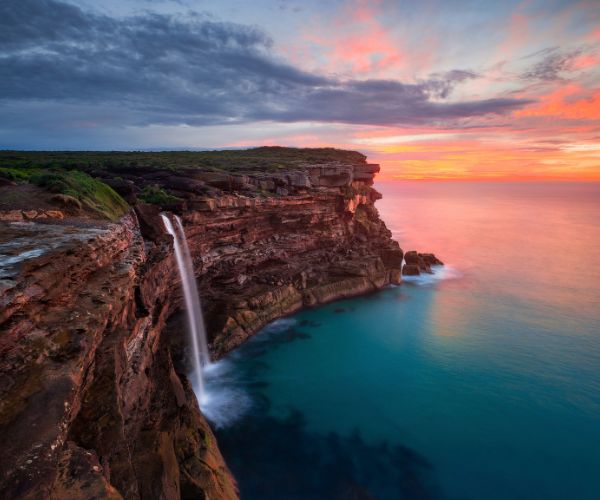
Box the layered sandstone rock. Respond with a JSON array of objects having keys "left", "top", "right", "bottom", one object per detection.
[
  {"left": 178, "top": 174, "right": 403, "bottom": 357},
  {"left": 0, "top": 215, "right": 236, "bottom": 499},
  {"left": 0, "top": 151, "right": 403, "bottom": 499}
]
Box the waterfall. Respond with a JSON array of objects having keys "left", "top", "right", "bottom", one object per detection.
[
  {"left": 174, "top": 215, "right": 211, "bottom": 366},
  {"left": 160, "top": 213, "right": 210, "bottom": 402}
]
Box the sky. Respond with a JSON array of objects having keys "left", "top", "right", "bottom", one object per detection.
[{"left": 1, "top": 0, "right": 599, "bottom": 180}]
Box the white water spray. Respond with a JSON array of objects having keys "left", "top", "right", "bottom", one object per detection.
[{"left": 160, "top": 213, "right": 210, "bottom": 402}]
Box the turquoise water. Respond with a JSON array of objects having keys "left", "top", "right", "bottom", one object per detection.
[{"left": 207, "top": 182, "right": 600, "bottom": 499}]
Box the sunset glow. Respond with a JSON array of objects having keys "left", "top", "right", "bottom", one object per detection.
[
  {"left": 1, "top": 0, "right": 599, "bottom": 180},
  {"left": 2, "top": 3, "right": 600, "bottom": 498}
]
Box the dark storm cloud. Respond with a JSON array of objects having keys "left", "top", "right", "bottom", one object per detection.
[
  {"left": 254, "top": 78, "right": 526, "bottom": 125},
  {"left": 0, "top": 0, "right": 530, "bottom": 132}
]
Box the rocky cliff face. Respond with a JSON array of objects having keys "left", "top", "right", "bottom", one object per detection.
[
  {"left": 173, "top": 164, "right": 402, "bottom": 357},
  {"left": 0, "top": 214, "right": 237, "bottom": 499},
  {"left": 0, "top": 150, "right": 402, "bottom": 499}
]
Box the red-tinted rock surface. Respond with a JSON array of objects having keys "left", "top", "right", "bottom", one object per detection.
[
  {"left": 0, "top": 153, "right": 405, "bottom": 499},
  {"left": 402, "top": 264, "right": 421, "bottom": 276},
  {"left": 182, "top": 181, "right": 403, "bottom": 357},
  {"left": 420, "top": 253, "right": 444, "bottom": 266},
  {"left": 402, "top": 250, "right": 444, "bottom": 276},
  {"left": 0, "top": 215, "right": 236, "bottom": 499}
]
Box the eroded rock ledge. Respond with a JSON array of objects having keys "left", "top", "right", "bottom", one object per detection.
[{"left": 0, "top": 150, "right": 403, "bottom": 499}]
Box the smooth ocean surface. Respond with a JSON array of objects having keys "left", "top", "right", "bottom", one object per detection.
[{"left": 206, "top": 181, "right": 600, "bottom": 499}]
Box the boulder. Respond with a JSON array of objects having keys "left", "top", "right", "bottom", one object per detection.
[
  {"left": 402, "top": 264, "right": 420, "bottom": 276},
  {"left": 135, "top": 203, "right": 167, "bottom": 243},
  {"left": 404, "top": 250, "right": 419, "bottom": 265},
  {"left": 50, "top": 194, "right": 82, "bottom": 212},
  {"left": 417, "top": 256, "right": 432, "bottom": 274},
  {"left": 103, "top": 178, "right": 136, "bottom": 196},
  {"left": 405, "top": 251, "right": 443, "bottom": 272},
  {"left": 420, "top": 253, "right": 444, "bottom": 266}
]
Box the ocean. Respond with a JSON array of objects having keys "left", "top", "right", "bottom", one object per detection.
[{"left": 204, "top": 181, "right": 600, "bottom": 499}]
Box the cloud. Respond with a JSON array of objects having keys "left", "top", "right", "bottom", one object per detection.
[
  {"left": 521, "top": 47, "right": 583, "bottom": 81},
  {"left": 423, "top": 70, "right": 479, "bottom": 98},
  {"left": 0, "top": 0, "right": 531, "bottom": 137},
  {"left": 515, "top": 83, "right": 600, "bottom": 120},
  {"left": 254, "top": 78, "right": 528, "bottom": 125}
]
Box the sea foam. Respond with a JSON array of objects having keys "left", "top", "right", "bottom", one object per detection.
[{"left": 402, "top": 264, "right": 461, "bottom": 285}]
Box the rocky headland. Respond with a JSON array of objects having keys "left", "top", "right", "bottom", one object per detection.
[{"left": 0, "top": 148, "right": 440, "bottom": 499}]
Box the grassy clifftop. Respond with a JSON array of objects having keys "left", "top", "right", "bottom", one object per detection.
[
  {"left": 0, "top": 167, "right": 129, "bottom": 221},
  {"left": 0, "top": 147, "right": 367, "bottom": 174},
  {"left": 0, "top": 147, "right": 370, "bottom": 218}
]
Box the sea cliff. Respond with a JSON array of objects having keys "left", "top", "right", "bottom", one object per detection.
[{"left": 0, "top": 148, "right": 403, "bottom": 499}]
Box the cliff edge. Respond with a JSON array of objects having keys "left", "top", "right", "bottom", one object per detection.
[{"left": 0, "top": 148, "right": 403, "bottom": 499}]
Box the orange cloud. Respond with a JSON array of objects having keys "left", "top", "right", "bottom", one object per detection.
[
  {"left": 571, "top": 53, "right": 600, "bottom": 70},
  {"left": 355, "top": 121, "right": 600, "bottom": 181},
  {"left": 516, "top": 84, "right": 600, "bottom": 120}
]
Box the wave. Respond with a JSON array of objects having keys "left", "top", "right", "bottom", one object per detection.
[{"left": 402, "top": 265, "right": 460, "bottom": 285}]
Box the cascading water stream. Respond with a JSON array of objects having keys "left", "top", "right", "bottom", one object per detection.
[
  {"left": 160, "top": 213, "right": 210, "bottom": 403},
  {"left": 174, "top": 216, "right": 211, "bottom": 367}
]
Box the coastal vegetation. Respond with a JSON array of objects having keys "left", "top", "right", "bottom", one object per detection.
[
  {"left": 0, "top": 147, "right": 370, "bottom": 216},
  {"left": 0, "top": 147, "right": 367, "bottom": 174},
  {"left": 0, "top": 165, "right": 128, "bottom": 221},
  {"left": 138, "top": 184, "right": 183, "bottom": 205}
]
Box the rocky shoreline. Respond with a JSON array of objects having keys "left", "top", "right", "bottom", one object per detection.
[{"left": 0, "top": 148, "right": 439, "bottom": 499}]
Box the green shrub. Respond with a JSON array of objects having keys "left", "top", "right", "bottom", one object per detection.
[
  {"left": 139, "top": 184, "right": 182, "bottom": 205},
  {"left": 0, "top": 166, "right": 39, "bottom": 182},
  {"left": 0, "top": 147, "right": 368, "bottom": 175},
  {"left": 30, "top": 169, "right": 129, "bottom": 221}
]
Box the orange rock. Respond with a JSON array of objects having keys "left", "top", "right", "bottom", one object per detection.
[{"left": 44, "top": 210, "right": 64, "bottom": 219}]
